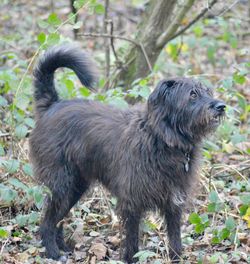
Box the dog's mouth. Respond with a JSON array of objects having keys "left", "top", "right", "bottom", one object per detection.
[{"left": 211, "top": 113, "right": 224, "bottom": 124}]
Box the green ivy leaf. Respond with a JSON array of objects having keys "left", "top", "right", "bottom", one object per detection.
[
  {"left": 37, "top": 32, "right": 46, "bottom": 44},
  {"left": 64, "top": 79, "right": 74, "bottom": 91},
  {"left": 37, "top": 19, "right": 49, "bottom": 29},
  {"left": 34, "top": 191, "right": 44, "bottom": 209},
  {"left": 15, "top": 124, "right": 28, "bottom": 139},
  {"left": 200, "top": 213, "right": 209, "bottom": 225},
  {"left": 28, "top": 211, "right": 39, "bottom": 224},
  {"left": 15, "top": 95, "right": 30, "bottom": 111},
  {"left": 225, "top": 216, "right": 235, "bottom": 231},
  {"left": 0, "top": 95, "right": 8, "bottom": 107},
  {"left": 0, "top": 183, "right": 17, "bottom": 202},
  {"left": 236, "top": 93, "right": 247, "bottom": 110},
  {"left": 94, "top": 4, "right": 105, "bottom": 14},
  {"left": 0, "top": 228, "right": 9, "bottom": 238},
  {"left": 47, "top": 33, "right": 60, "bottom": 46},
  {"left": 209, "top": 252, "right": 220, "bottom": 263},
  {"left": 239, "top": 204, "right": 248, "bottom": 216},
  {"left": 211, "top": 236, "right": 220, "bottom": 244},
  {"left": 209, "top": 190, "right": 219, "bottom": 203},
  {"left": 73, "top": 0, "right": 86, "bottom": 10},
  {"left": 107, "top": 97, "right": 128, "bottom": 109},
  {"left": 47, "top": 13, "right": 61, "bottom": 26},
  {"left": 0, "top": 144, "right": 5, "bottom": 156},
  {"left": 67, "top": 12, "right": 76, "bottom": 24},
  {"left": 233, "top": 72, "right": 246, "bottom": 85},
  {"left": 219, "top": 228, "right": 230, "bottom": 240},
  {"left": 24, "top": 117, "right": 35, "bottom": 128},
  {"left": 80, "top": 87, "right": 91, "bottom": 97},
  {"left": 134, "top": 250, "right": 157, "bottom": 262},
  {"left": 189, "top": 213, "right": 201, "bottom": 224},
  {"left": 3, "top": 159, "right": 20, "bottom": 174},
  {"left": 240, "top": 194, "right": 250, "bottom": 205},
  {"left": 23, "top": 163, "right": 33, "bottom": 177},
  {"left": 8, "top": 177, "right": 28, "bottom": 191},
  {"left": 15, "top": 214, "right": 29, "bottom": 227},
  {"left": 138, "top": 86, "right": 150, "bottom": 99},
  {"left": 229, "top": 36, "right": 238, "bottom": 48},
  {"left": 193, "top": 26, "right": 203, "bottom": 37},
  {"left": 222, "top": 77, "right": 233, "bottom": 89},
  {"left": 207, "top": 45, "right": 216, "bottom": 63},
  {"left": 195, "top": 223, "right": 205, "bottom": 234}
]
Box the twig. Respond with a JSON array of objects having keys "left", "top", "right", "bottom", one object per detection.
[
  {"left": 0, "top": 49, "right": 18, "bottom": 56},
  {"left": 167, "top": 0, "right": 218, "bottom": 42},
  {"left": 176, "top": 35, "right": 184, "bottom": 59},
  {"left": 139, "top": 43, "right": 153, "bottom": 72},
  {"left": 78, "top": 32, "right": 140, "bottom": 46},
  {"left": 78, "top": 33, "right": 152, "bottom": 72},
  {"left": 70, "top": 0, "right": 79, "bottom": 39},
  {"left": 234, "top": 225, "right": 239, "bottom": 251},
  {"left": 0, "top": 132, "right": 11, "bottom": 138},
  {"left": 110, "top": 7, "right": 138, "bottom": 24},
  {"left": 0, "top": 238, "right": 9, "bottom": 255},
  {"left": 217, "top": 0, "right": 240, "bottom": 17},
  {"left": 110, "top": 20, "right": 119, "bottom": 63},
  {"left": 104, "top": 0, "right": 110, "bottom": 89}
]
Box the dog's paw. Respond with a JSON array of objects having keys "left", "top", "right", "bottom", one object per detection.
[{"left": 58, "top": 255, "right": 68, "bottom": 263}]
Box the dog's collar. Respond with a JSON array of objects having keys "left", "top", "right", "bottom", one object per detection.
[{"left": 184, "top": 152, "right": 190, "bottom": 172}]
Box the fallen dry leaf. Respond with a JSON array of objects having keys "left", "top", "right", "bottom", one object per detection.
[
  {"left": 89, "top": 242, "right": 107, "bottom": 260},
  {"left": 15, "top": 252, "right": 29, "bottom": 262},
  {"left": 74, "top": 250, "right": 87, "bottom": 261},
  {"left": 108, "top": 234, "right": 121, "bottom": 247}
]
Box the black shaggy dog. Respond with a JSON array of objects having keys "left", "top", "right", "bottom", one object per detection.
[{"left": 29, "top": 45, "right": 225, "bottom": 263}]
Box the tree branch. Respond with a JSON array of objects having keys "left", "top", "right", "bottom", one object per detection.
[
  {"left": 78, "top": 32, "right": 140, "bottom": 47},
  {"left": 109, "top": 20, "right": 119, "bottom": 63},
  {"left": 156, "top": 0, "right": 196, "bottom": 48},
  {"left": 78, "top": 33, "right": 152, "bottom": 72},
  {"left": 104, "top": 0, "right": 110, "bottom": 88},
  {"left": 167, "top": 0, "right": 218, "bottom": 42}
]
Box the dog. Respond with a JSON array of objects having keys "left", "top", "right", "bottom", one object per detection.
[{"left": 29, "top": 45, "right": 225, "bottom": 263}]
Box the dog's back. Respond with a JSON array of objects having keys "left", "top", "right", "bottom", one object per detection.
[{"left": 30, "top": 97, "right": 132, "bottom": 186}]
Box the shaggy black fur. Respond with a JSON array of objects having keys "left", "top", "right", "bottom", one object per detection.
[{"left": 29, "top": 45, "right": 225, "bottom": 263}]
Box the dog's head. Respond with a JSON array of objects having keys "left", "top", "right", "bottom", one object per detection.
[{"left": 147, "top": 78, "right": 225, "bottom": 149}]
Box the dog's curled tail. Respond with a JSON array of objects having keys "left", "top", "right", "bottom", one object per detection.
[{"left": 33, "top": 44, "right": 97, "bottom": 116}]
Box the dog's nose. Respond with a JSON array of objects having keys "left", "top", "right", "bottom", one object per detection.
[{"left": 215, "top": 102, "right": 226, "bottom": 112}]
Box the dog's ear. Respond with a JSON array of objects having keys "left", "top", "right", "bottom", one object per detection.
[
  {"left": 148, "top": 79, "right": 176, "bottom": 108},
  {"left": 160, "top": 120, "right": 189, "bottom": 149}
]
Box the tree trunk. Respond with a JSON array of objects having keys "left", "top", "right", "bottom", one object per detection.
[{"left": 115, "top": 0, "right": 196, "bottom": 88}]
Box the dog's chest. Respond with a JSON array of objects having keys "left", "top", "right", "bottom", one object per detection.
[{"left": 141, "top": 150, "right": 198, "bottom": 208}]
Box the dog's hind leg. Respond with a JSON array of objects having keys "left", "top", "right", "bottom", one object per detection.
[
  {"left": 40, "top": 168, "right": 89, "bottom": 260},
  {"left": 40, "top": 193, "right": 64, "bottom": 260},
  {"left": 55, "top": 180, "right": 89, "bottom": 252}
]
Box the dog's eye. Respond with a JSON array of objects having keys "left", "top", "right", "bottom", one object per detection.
[{"left": 190, "top": 91, "right": 197, "bottom": 99}]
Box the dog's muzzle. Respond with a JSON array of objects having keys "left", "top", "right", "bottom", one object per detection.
[{"left": 212, "top": 101, "right": 226, "bottom": 123}]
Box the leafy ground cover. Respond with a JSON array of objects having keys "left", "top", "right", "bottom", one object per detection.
[{"left": 0, "top": 0, "right": 249, "bottom": 263}]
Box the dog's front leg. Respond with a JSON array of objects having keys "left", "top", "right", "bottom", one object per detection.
[
  {"left": 122, "top": 210, "right": 140, "bottom": 264},
  {"left": 164, "top": 206, "right": 182, "bottom": 263}
]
